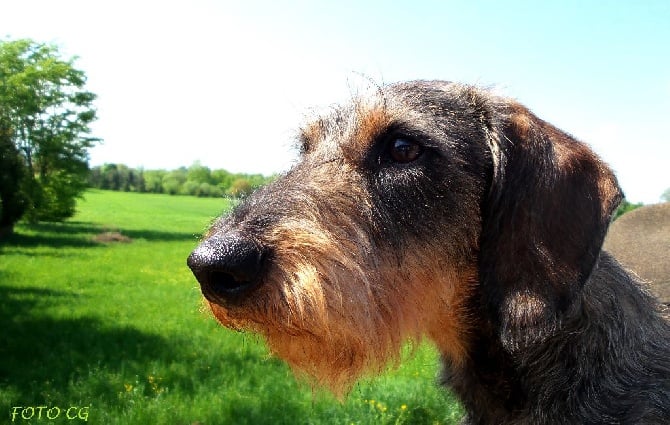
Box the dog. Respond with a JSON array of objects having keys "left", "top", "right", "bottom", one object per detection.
[{"left": 188, "top": 80, "right": 670, "bottom": 424}]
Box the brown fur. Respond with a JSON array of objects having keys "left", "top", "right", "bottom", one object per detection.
[{"left": 203, "top": 156, "right": 477, "bottom": 395}]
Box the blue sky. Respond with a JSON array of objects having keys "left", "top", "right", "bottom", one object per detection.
[{"left": 2, "top": 0, "right": 668, "bottom": 203}]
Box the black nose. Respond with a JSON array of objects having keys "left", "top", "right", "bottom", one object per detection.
[{"left": 187, "top": 233, "right": 267, "bottom": 301}]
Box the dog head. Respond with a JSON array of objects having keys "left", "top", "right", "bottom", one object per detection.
[{"left": 187, "top": 80, "right": 622, "bottom": 390}]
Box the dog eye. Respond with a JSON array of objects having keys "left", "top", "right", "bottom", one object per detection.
[{"left": 389, "top": 138, "right": 423, "bottom": 163}]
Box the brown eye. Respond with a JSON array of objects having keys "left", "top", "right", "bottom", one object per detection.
[{"left": 389, "top": 138, "right": 423, "bottom": 163}]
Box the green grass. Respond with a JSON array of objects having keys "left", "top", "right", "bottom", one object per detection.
[{"left": 0, "top": 190, "right": 463, "bottom": 424}]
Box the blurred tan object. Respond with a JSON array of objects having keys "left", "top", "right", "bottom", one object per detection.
[{"left": 605, "top": 203, "right": 670, "bottom": 304}]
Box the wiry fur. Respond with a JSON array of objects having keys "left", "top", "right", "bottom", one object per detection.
[
  {"left": 202, "top": 135, "right": 477, "bottom": 395},
  {"left": 188, "top": 80, "right": 670, "bottom": 423}
]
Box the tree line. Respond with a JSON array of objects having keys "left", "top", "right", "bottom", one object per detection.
[{"left": 88, "top": 162, "right": 274, "bottom": 198}]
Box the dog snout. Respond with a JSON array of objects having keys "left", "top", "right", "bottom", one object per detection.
[{"left": 187, "top": 232, "right": 267, "bottom": 301}]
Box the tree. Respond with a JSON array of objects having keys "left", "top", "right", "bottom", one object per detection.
[
  {"left": 142, "top": 169, "right": 166, "bottom": 193},
  {"left": 162, "top": 168, "right": 187, "bottom": 195},
  {"left": 212, "top": 169, "right": 234, "bottom": 192},
  {"left": 0, "top": 116, "right": 28, "bottom": 236},
  {"left": 662, "top": 188, "right": 670, "bottom": 203},
  {"left": 0, "top": 39, "right": 99, "bottom": 233},
  {"left": 613, "top": 199, "right": 643, "bottom": 220},
  {"left": 187, "top": 161, "right": 213, "bottom": 184},
  {"left": 227, "top": 178, "right": 253, "bottom": 198}
]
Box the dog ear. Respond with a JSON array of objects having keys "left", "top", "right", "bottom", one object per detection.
[{"left": 479, "top": 102, "right": 622, "bottom": 352}]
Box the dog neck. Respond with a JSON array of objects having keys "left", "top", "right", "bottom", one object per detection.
[{"left": 443, "top": 252, "right": 670, "bottom": 424}]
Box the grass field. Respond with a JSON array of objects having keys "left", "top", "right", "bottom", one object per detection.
[{"left": 1, "top": 190, "right": 463, "bottom": 424}]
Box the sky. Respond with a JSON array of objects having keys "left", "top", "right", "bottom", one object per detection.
[{"left": 1, "top": 0, "right": 669, "bottom": 203}]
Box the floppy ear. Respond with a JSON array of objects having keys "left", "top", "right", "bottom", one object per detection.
[{"left": 479, "top": 102, "right": 622, "bottom": 352}]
